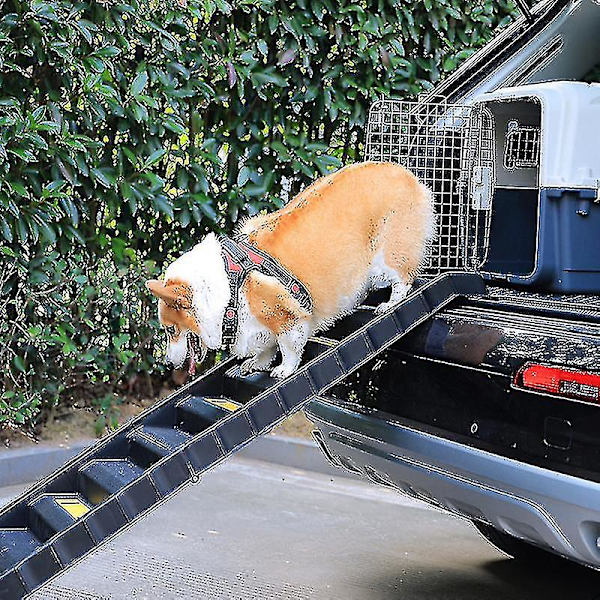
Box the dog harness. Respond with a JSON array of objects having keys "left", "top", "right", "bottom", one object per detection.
[{"left": 219, "top": 235, "right": 313, "bottom": 346}]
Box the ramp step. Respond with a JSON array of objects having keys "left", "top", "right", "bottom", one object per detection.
[
  {"left": 78, "top": 459, "right": 144, "bottom": 505},
  {"left": 128, "top": 426, "right": 191, "bottom": 468},
  {"left": 27, "top": 494, "right": 96, "bottom": 569},
  {"left": 28, "top": 494, "right": 91, "bottom": 542},
  {"left": 223, "top": 367, "right": 276, "bottom": 401},
  {"left": 0, "top": 272, "right": 486, "bottom": 598},
  {"left": 0, "top": 530, "right": 40, "bottom": 574},
  {"left": 177, "top": 396, "right": 242, "bottom": 434},
  {"left": 0, "top": 529, "right": 59, "bottom": 598}
]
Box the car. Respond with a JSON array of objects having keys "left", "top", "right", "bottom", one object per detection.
[{"left": 307, "top": 0, "right": 600, "bottom": 570}]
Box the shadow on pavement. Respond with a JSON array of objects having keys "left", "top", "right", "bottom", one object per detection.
[
  {"left": 355, "top": 556, "right": 600, "bottom": 600},
  {"left": 482, "top": 557, "right": 600, "bottom": 599}
]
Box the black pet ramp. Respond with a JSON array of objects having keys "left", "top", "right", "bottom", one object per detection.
[{"left": 0, "top": 272, "right": 485, "bottom": 599}]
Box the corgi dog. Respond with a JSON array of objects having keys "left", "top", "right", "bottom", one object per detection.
[{"left": 146, "top": 162, "right": 435, "bottom": 379}]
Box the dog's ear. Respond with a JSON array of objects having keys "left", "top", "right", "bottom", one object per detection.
[{"left": 146, "top": 279, "right": 192, "bottom": 309}]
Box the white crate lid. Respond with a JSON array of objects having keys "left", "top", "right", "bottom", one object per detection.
[{"left": 475, "top": 81, "right": 600, "bottom": 191}]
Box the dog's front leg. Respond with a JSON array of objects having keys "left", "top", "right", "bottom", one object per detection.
[
  {"left": 271, "top": 320, "right": 310, "bottom": 379},
  {"left": 240, "top": 345, "right": 277, "bottom": 376}
]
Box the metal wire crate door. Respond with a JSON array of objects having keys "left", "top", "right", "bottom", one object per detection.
[{"left": 365, "top": 100, "right": 495, "bottom": 276}]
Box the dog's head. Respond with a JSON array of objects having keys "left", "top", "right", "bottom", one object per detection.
[{"left": 146, "top": 278, "right": 207, "bottom": 376}]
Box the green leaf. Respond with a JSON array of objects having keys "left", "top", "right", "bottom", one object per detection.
[
  {"left": 252, "top": 69, "right": 287, "bottom": 88},
  {"left": 8, "top": 148, "right": 35, "bottom": 162},
  {"left": 122, "top": 147, "right": 138, "bottom": 166},
  {"left": 75, "top": 19, "right": 97, "bottom": 44},
  {"left": 16, "top": 217, "right": 28, "bottom": 242},
  {"left": 130, "top": 71, "right": 149, "bottom": 98},
  {"left": 91, "top": 167, "right": 117, "bottom": 188},
  {"left": 95, "top": 45, "right": 121, "bottom": 58},
  {"left": 153, "top": 196, "right": 174, "bottom": 219},
  {"left": 46, "top": 179, "right": 66, "bottom": 193},
  {"left": 314, "top": 154, "right": 341, "bottom": 174},
  {"left": 8, "top": 181, "right": 28, "bottom": 197},
  {"left": 271, "top": 141, "right": 290, "bottom": 161},
  {"left": 13, "top": 355, "right": 26, "bottom": 373},
  {"left": 36, "top": 220, "right": 56, "bottom": 243},
  {"left": 86, "top": 56, "right": 105, "bottom": 73},
  {"left": 199, "top": 201, "right": 217, "bottom": 222},
  {"left": 120, "top": 180, "right": 135, "bottom": 205},
  {"left": 144, "top": 148, "right": 167, "bottom": 168},
  {"left": 0, "top": 215, "right": 12, "bottom": 242},
  {"left": 237, "top": 166, "right": 251, "bottom": 187},
  {"left": 164, "top": 117, "right": 185, "bottom": 135}
]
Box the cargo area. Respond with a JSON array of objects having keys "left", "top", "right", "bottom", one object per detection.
[{"left": 319, "top": 288, "right": 600, "bottom": 483}]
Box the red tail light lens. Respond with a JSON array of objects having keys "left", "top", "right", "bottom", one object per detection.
[{"left": 516, "top": 363, "right": 600, "bottom": 403}]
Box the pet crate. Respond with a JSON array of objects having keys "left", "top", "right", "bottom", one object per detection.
[
  {"left": 365, "top": 99, "right": 496, "bottom": 276},
  {"left": 366, "top": 82, "right": 600, "bottom": 293}
]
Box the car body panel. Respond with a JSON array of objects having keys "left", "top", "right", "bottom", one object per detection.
[{"left": 308, "top": 293, "right": 600, "bottom": 566}]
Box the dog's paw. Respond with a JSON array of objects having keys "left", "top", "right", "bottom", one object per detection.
[
  {"left": 270, "top": 364, "right": 295, "bottom": 379},
  {"left": 374, "top": 301, "right": 396, "bottom": 315},
  {"left": 240, "top": 358, "right": 259, "bottom": 376}
]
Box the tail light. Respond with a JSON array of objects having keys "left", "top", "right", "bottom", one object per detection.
[{"left": 515, "top": 363, "right": 600, "bottom": 403}]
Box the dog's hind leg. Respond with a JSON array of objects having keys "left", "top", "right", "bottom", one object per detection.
[
  {"left": 271, "top": 319, "right": 310, "bottom": 379},
  {"left": 368, "top": 246, "right": 413, "bottom": 315},
  {"left": 372, "top": 189, "right": 434, "bottom": 314},
  {"left": 374, "top": 277, "right": 412, "bottom": 315}
]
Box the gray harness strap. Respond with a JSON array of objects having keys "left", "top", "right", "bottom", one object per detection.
[{"left": 219, "top": 235, "right": 312, "bottom": 347}]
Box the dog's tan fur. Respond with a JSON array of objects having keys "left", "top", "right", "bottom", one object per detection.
[
  {"left": 240, "top": 161, "right": 433, "bottom": 333},
  {"left": 148, "top": 279, "right": 199, "bottom": 343},
  {"left": 243, "top": 271, "right": 310, "bottom": 336},
  {"left": 158, "top": 298, "right": 199, "bottom": 339}
]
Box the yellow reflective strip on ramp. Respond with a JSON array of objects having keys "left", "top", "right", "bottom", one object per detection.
[
  {"left": 56, "top": 498, "right": 89, "bottom": 519},
  {"left": 206, "top": 398, "right": 241, "bottom": 412}
]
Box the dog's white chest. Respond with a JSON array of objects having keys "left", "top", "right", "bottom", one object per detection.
[{"left": 231, "top": 298, "right": 275, "bottom": 358}]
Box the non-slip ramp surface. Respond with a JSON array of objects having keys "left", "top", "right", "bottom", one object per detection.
[{"left": 0, "top": 272, "right": 485, "bottom": 598}]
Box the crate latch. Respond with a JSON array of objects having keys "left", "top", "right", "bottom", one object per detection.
[{"left": 471, "top": 165, "right": 493, "bottom": 210}]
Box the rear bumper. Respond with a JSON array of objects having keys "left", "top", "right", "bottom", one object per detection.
[{"left": 306, "top": 398, "right": 600, "bottom": 569}]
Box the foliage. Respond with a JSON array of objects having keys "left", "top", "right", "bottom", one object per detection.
[{"left": 0, "top": 0, "right": 520, "bottom": 432}]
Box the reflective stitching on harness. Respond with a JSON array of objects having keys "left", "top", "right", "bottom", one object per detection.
[{"left": 219, "top": 235, "right": 313, "bottom": 347}]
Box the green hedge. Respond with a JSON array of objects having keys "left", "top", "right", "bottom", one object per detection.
[{"left": 0, "top": 0, "right": 520, "bottom": 432}]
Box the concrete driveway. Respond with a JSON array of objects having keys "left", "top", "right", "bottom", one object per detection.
[{"left": 2, "top": 455, "right": 600, "bottom": 599}]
